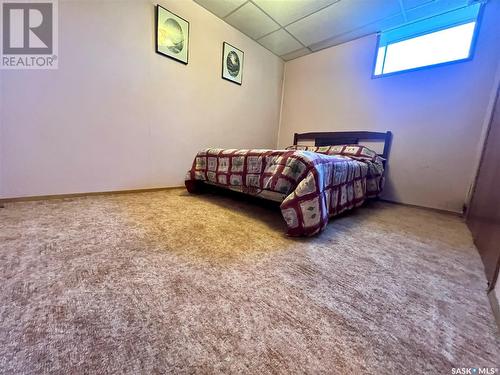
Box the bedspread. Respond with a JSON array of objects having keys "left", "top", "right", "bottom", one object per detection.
[{"left": 185, "top": 148, "right": 384, "bottom": 236}]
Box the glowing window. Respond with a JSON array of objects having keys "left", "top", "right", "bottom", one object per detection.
[{"left": 373, "top": 4, "right": 482, "bottom": 77}]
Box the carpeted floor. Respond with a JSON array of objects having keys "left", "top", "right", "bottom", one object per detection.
[{"left": 0, "top": 188, "right": 498, "bottom": 374}]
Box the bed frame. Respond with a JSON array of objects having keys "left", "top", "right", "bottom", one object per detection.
[{"left": 293, "top": 131, "right": 392, "bottom": 161}]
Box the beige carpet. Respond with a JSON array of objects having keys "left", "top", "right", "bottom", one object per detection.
[{"left": 0, "top": 188, "right": 498, "bottom": 374}]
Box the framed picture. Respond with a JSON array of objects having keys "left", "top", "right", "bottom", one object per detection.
[
  {"left": 221, "top": 42, "right": 244, "bottom": 85},
  {"left": 155, "top": 5, "right": 189, "bottom": 64}
]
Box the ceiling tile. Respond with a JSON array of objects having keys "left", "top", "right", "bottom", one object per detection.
[
  {"left": 258, "top": 29, "right": 303, "bottom": 56},
  {"left": 194, "top": 0, "right": 246, "bottom": 18},
  {"left": 225, "top": 2, "right": 280, "bottom": 39},
  {"left": 406, "top": 0, "right": 469, "bottom": 21},
  {"left": 308, "top": 14, "right": 405, "bottom": 52},
  {"left": 252, "top": 0, "right": 339, "bottom": 26},
  {"left": 286, "top": 0, "right": 402, "bottom": 46},
  {"left": 281, "top": 47, "right": 311, "bottom": 61},
  {"left": 402, "top": 0, "right": 435, "bottom": 11}
]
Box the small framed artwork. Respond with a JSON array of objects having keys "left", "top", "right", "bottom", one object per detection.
[
  {"left": 155, "top": 5, "right": 189, "bottom": 64},
  {"left": 222, "top": 42, "right": 244, "bottom": 85}
]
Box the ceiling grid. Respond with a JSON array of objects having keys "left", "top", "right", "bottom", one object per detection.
[{"left": 193, "top": 0, "right": 472, "bottom": 61}]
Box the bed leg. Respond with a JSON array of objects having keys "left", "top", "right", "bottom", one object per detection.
[{"left": 185, "top": 180, "right": 206, "bottom": 194}]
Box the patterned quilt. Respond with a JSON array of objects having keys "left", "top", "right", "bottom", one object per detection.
[{"left": 185, "top": 146, "right": 384, "bottom": 236}]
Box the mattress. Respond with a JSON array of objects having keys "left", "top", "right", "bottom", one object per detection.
[{"left": 185, "top": 146, "right": 384, "bottom": 236}]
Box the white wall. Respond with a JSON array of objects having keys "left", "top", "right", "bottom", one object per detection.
[
  {"left": 0, "top": 0, "right": 283, "bottom": 198},
  {"left": 277, "top": 1, "right": 500, "bottom": 213}
]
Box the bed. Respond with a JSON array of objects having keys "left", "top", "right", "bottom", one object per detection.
[{"left": 185, "top": 131, "right": 392, "bottom": 236}]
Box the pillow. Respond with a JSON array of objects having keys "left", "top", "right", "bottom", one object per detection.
[{"left": 286, "top": 144, "right": 381, "bottom": 162}]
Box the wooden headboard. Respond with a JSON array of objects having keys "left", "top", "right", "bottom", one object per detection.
[{"left": 293, "top": 131, "right": 392, "bottom": 160}]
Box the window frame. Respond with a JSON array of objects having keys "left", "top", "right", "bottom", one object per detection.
[{"left": 371, "top": 4, "right": 484, "bottom": 79}]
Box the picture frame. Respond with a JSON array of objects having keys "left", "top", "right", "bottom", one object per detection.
[
  {"left": 155, "top": 5, "right": 189, "bottom": 64},
  {"left": 221, "top": 42, "right": 244, "bottom": 85}
]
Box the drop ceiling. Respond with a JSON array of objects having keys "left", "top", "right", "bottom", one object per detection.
[{"left": 193, "top": 0, "right": 475, "bottom": 61}]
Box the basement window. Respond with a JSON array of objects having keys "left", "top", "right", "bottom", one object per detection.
[{"left": 373, "top": 3, "right": 482, "bottom": 77}]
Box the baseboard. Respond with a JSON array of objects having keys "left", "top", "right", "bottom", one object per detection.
[
  {"left": 379, "top": 199, "right": 463, "bottom": 217},
  {"left": 487, "top": 289, "right": 500, "bottom": 332},
  {"left": 0, "top": 186, "right": 185, "bottom": 204}
]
